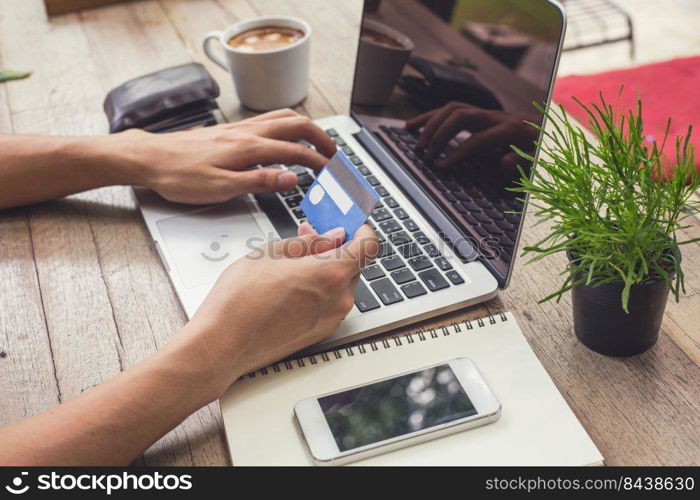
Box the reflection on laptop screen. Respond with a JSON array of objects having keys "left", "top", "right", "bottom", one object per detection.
[{"left": 351, "top": 0, "right": 563, "bottom": 281}]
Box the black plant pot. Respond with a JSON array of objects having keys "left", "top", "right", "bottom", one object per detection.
[{"left": 571, "top": 279, "right": 670, "bottom": 356}]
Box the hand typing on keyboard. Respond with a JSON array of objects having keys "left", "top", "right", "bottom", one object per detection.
[
  {"left": 405, "top": 101, "right": 537, "bottom": 171},
  {"left": 122, "top": 108, "right": 337, "bottom": 205}
]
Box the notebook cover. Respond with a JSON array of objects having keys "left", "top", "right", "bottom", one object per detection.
[{"left": 220, "top": 312, "right": 603, "bottom": 466}]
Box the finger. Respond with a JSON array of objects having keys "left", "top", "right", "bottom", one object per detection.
[
  {"left": 248, "top": 136, "right": 332, "bottom": 171},
  {"left": 417, "top": 103, "right": 462, "bottom": 149},
  {"left": 437, "top": 124, "right": 513, "bottom": 168},
  {"left": 234, "top": 108, "right": 299, "bottom": 124},
  {"left": 297, "top": 221, "right": 318, "bottom": 237},
  {"left": 218, "top": 168, "right": 299, "bottom": 197},
  {"left": 335, "top": 224, "right": 380, "bottom": 273},
  {"left": 424, "top": 109, "right": 480, "bottom": 160},
  {"left": 253, "top": 116, "right": 337, "bottom": 159},
  {"left": 406, "top": 109, "right": 436, "bottom": 130}
]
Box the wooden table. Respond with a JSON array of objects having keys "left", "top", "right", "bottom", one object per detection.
[{"left": 0, "top": 0, "right": 698, "bottom": 466}]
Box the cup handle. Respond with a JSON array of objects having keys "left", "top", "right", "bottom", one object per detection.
[{"left": 202, "top": 30, "right": 227, "bottom": 70}]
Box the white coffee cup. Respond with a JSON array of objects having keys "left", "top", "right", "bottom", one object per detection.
[{"left": 203, "top": 16, "right": 311, "bottom": 111}]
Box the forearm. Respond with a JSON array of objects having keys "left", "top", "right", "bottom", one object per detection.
[
  {"left": 0, "top": 325, "right": 240, "bottom": 466},
  {"left": 0, "top": 132, "right": 146, "bottom": 210}
]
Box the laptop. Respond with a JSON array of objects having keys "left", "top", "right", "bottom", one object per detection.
[{"left": 135, "top": 0, "right": 566, "bottom": 351}]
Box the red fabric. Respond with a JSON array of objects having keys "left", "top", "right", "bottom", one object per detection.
[{"left": 553, "top": 56, "right": 700, "bottom": 167}]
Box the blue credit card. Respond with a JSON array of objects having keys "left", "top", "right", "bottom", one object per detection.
[{"left": 300, "top": 151, "right": 381, "bottom": 240}]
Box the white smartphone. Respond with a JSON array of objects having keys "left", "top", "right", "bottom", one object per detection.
[{"left": 294, "top": 358, "right": 501, "bottom": 465}]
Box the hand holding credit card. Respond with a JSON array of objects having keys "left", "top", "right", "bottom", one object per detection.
[{"left": 301, "top": 151, "right": 381, "bottom": 240}]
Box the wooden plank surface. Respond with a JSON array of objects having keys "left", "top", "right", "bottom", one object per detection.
[{"left": 0, "top": 0, "right": 698, "bottom": 466}]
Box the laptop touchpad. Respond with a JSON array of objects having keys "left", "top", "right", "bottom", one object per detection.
[{"left": 157, "top": 199, "right": 267, "bottom": 289}]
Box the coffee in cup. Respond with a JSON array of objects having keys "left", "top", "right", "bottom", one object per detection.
[
  {"left": 203, "top": 16, "right": 311, "bottom": 111},
  {"left": 228, "top": 26, "right": 305, "bottom": 52}
]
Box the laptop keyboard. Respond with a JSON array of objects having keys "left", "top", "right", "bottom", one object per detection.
[
  {"left": 379, "top": 125, "right": 521, "bottom": 263},
  {"left": 252, "top": 128, "right": 467, "bottom": 314}
]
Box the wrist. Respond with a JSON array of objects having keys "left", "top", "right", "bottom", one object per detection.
[
  {"left": 158, "top": 322, "right": 246, "bottom": 403},
  {"left": 50, "top": 131, "right": 149, "bottom": 189},
  {"left": 90, "top": 129, "right": 155, "bottom": 187}
]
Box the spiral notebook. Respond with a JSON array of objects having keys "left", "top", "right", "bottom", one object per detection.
[{"left": 220, "top": 312, "right": 603, "bottom": 466}]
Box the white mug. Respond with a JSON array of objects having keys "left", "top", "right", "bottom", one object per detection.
[{"left": 202, "top": 16, "right": 311, "bottom": 111}]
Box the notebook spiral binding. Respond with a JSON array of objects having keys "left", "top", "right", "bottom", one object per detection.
[{"left": 241, "top": 312, "right": 508, "bottom": 380}]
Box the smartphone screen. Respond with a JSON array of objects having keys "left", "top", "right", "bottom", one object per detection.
[{"left": 318, "top": 364, "right": 477, "bottom": 451}]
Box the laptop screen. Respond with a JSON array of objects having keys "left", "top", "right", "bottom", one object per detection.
[{"left": 351, "top": 0, "right": 564, "bottom": 285}]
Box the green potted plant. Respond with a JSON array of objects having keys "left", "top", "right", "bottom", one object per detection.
[{"left": 511, "top": 94, "right": 699, "bottom": 356}]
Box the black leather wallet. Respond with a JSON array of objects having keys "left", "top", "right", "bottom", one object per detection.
[{"left": 104, "top": 63, "right": 220, "bottom": 133}]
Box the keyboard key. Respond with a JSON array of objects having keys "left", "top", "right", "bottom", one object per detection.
[
  {"left": 418, "top": 268, "right": 450, "bottom": 291},
  {"left": 402, "top": 281, "right": 427, "bottom": 298},
  {"left": 375, "top": 186, "right": 389, "bottom": 197},
  {"left": 378, "top": 242, "right": 395, "bottom": 258},
  {"left": 408, "top": 255, "right": 432, "bottom": 271},
  {"left": 379, "top": 219, "right": 402, "bottom": 233},
  {"left": 354, "top": 280, "right": 381, "bottom": 312},
  {"left": 389, "top": 231, "right": 412, "bottom": 246},
  {"left": 280, "top": 188, "right": 299, "bottom": 197},
  {"left": 372, "top": 208, "right": 392, "bottom": 222},
  {"left": 371, "top": 278, "right": 404, "bottom": 305},
  {"left": 501, "top": 234, "right": 515, "bottom": 247},
  {"left": 483, "top": 222, "right": 503, "bottom": 235},
  {"left": 444, "top": 192, "right": 457, "bottom": 203},
  {"left": 393, "top": 208, "right": 409, "bottom": 220},
  {"left": 485, "top": 208, "right": 504, "bottom": 220},
  {"left": 384, "top": 196, "right": 399, "bottom": 209},
  {"left": 435, "top": 257, "right": 453, "bottom": 271},
  {"left": 326, "top": 128, "right": 339, "bottom": 137},
  {"left": 433, "top": 181, "right": 448, "bottom": 192},
  {"left": 341, "top": 146, "right": 354, "bottom": 156},
  {"left": 454, "top": 203, "right": 469, "bottom": 215},
  {"left": 475, "top": 197, "right": 492, "bottom": 209},
  {"left": 366, "top": 175, "right": 381, "bottom": 186},
  {"left": 474, "top": 212, "right": 491, "bottom": 223},
  {"left": 254, "top": 192, "right": 299, "bottom": 239},
  {"left": 362, "top": 264, "right": 386, "bottom": 281},
  {"left": 445, "top": 270, "right": 465, "bottom": 285},
  {"left": 423, "top": 243, "right": 440, "bottom": 258},
  {"left": 350, "top": 156, "right": 363, "bottom": 166},
  {"left": 391, "top": 268, "right": 416, "bottom": 285},
  {"left": 285, "top": 195, "right": 303, "bottom": 208},
  {"left": 462, "top": 213, "right": 479, "bottom": 226},
  {"left": 414, "top": 231, "right": 430, "bottom": 245},
  {"left": 505, "top": 213, "right": 521, "bottom": 224},
  {"left": 333, "top": 137, "right": 346, "bottom": 146},
  {"left": 288, "top": 165, "right": 309, "bottom": 175},
  {"left": 297, "top": 174, "right": 314, "bottom": 187},
  {"left": 495, "top": 218, "right": 515, "bottom": 231},
  {"left": 292, "top": 207, "right": 306, "bottom": 219},
  {"left": 404, "top": 219, "right": 419, "bottom": 232},
  {"left": 381, "top": 255, "right": 405, "bottom": 271},
  {"left": 398, "top": 242, "right": 422, "bottom": 259},
  {"left": 376, "top": 231, "right": 386, "bottom": 242},
  {"left": 461, "top": 200, "right": 481, "bottom": 212},
  {"left": 358, "top": 165, "right": 371, "bottom": 176}
]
